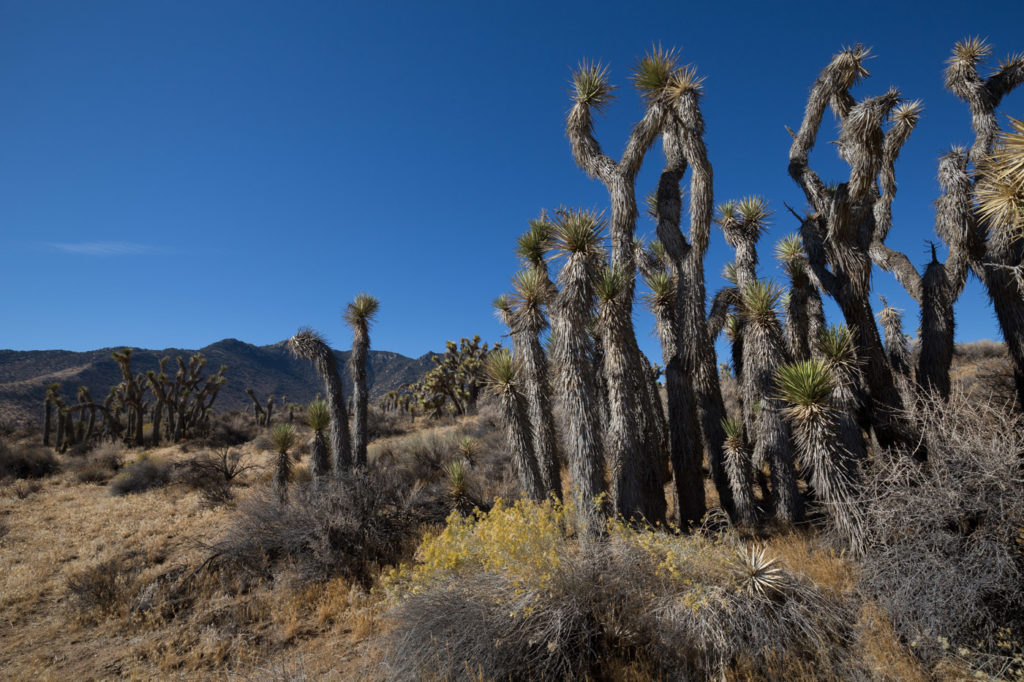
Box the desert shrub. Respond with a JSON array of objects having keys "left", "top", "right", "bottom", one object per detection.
[
  {"left": 209, "top": 467, "right": 444, "bottom": 588},
  {"left": 66, "top": 554, "right": 143, "bottom": 618},
  {"left": 858, "top": 390, "right": 1024, "bottom": 674},
  {"left": 251, "top": 433, "right": 273, "bottom": 452},
  {"left": 178, "top": 448, "right": 254, "bottom": 506},
  {"left": 382, "top": 500, "right": 861, "bottom": 680},
  {"left": 367, "top": 405, "right": 404, "bottom": 440},
  {"left": 205, "top": 411, "right": 258, "bottom": 448},
  {"left": 0, "top": 439, "right": 59, "bottom": 480},
  {"left": 72, "top": 441, "right": 123, "bottom": 484},
  {"left": 10, "top": 479, "right": 42, "bottom": 499},
  {"left": 109, "top": 454, "right": 172, "bottom": 496},
  {"left": 370, "top": 430, "right": 460, "bottom": 482}
]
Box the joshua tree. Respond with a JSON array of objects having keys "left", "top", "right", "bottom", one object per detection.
[
  {"left": 776, "top": 359, "right": 867, "bottom": 555},
  {"left": 648, "top": 60, "right": 736, "bottom": 515},
  {"left": 740, "top": 281, "right": 803, "bottom": 523},
  {"left": 42, "top": 382, "right": 60, "bottom": 447},
  {"left": 484, "top": 349, "right": 545, "bottom": 502},
  {"left": 787, "top": 45, "right": 919, "bottom": 449},
  {"left": 639, "top": 266, "right": 705, "bottom": 526},
  {"left": 877, "top": 297, "right": 911, "bottom": 384},
  {"left": 508, "top": 268, "right": 562, "bottom": 498},
  {"left": 976, "top": 115, "right": 1024, "bottom": 236},
  {"left": 595, "top": 266, "right": 667, "bottom": 524},
  {"left": 776, "top": 234, "right": 826, "bottom": 361},
  {"left": 345, "top": 293, "right": 380, "bottom": 467},
  {"left": 289, "top": 328, "right": 352, "bottom": 474},
  {"left": 944, "top": 40, "right": 1024, "bottom": 406},
  {"left": 816, "top": 325, "right": 868, "bottom": 464},
  {"left": 306, "top": 398, "right": 330, "bottom": 478},
  {"left": 567, "top": 50, "right": 677, "bottom": 519},
  {"left": 271, "top": 423, "right": 296, "bottom": 504},
  {"left": 721, "top": 417, "right": 757, "bottom": 528},
  {"left": 246, "top": 388, "right": 267, "bottom": 426},
  {"left": 112, "top": 349, "right": 147, "bottom": 446},
  {"left": 550, "top": 209, "right": 607, "bottom": 533}
]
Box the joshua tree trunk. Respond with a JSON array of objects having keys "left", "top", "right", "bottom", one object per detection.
[
  {"left": 310, "top": 430, "right": 328, "bottom": 478},
  {"left": 722, "top": 418, "right": 757, "bottom": 527},
  {"left": 350, "top": 331, "right": 369, "bottom": 466},
  {"left": 289, "top": 329, "right": 352, "bottom": 474},
  {"left": 878, "top": 298, "right": 912, "bottom": 397},
  {"left": 42, "top": 397, "right": 53, "bottom": 447}
]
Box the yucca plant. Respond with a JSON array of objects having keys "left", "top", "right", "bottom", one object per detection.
[
  {"left": 977, "top": 116, "right": 1024, "bottom": 234},
  {"left": 288, "top": 328, "right": 352, "bottom": 474},
  {"left": 306, "top": 399, "right": 330, "bottom": 478},
  {"left": 815, "top": 325, "right": 868, "bottom": 464},
  {"left": 876, "top": 297, "right": 911, "bottom": 383},
  {"left": 775, "top": 234, "right": 825, "bottom": 361},
  {"left": 271, "top": 423, "right": 296, "bottom": 504},
  {"left": 508, "top": 267, "right": 561, "bottom": 498},
  {"left": 740, "top": 280, "right": 803, "bottom": 523},
  {"left": 776, "top": 360, "right": 866, "bottom": 555},
  {"left": 550, "top": 209, "right": 607, "bottom": 533},
  {"left": 731, "top": 545, "right": 785, "bottom": 599},
  {"left": 345, "top": 293, "right": 380, "bottom": 467},
  {"left": 722, "top": 417, "right": 756, "bottom": 528},
  {"left": 485, "top": 349, "right": 545, "bottom": 501}
]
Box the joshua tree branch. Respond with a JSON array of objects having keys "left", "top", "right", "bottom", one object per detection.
[
  {"left": 566, "top": 102, "right": 617, "bottom": 184},
  {"left": 786, "top": 204, "right": 838, "bottom": 296},
  {"left": 869, "top": 242, "right": 922, "bottom": 301},
  {"left": 620, "top": 102, "right": 666, "bottom": 178},
  {"left": 707, "top": 287, "right": 738, "bottom": 339}
]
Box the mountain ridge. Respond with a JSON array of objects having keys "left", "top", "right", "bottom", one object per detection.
[{"left": 0, "top": 338, "right": 437, "bottom": 423}]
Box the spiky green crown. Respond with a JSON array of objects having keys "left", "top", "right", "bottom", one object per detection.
[
  {"left": 633, "top": 44, "right": 679, "bottom": 101},
  {"left": 306, "top": 399, "right": 330, "bottom": 432},
  {"left": 288, "top": 327, "right": 331, "bottom": 362},
  {"left": 648, "top": 240, "right": 667, "bottom": 265},
  {"left": 949, "top": 36, "right": 992, "bottom": 67},
  {"left": 722, "top": 261, "right": 738, "bottom": 285},
  {"left": 724, "top": 314, "right": 742, "bottom": 341},
  {"left": 516, "top": 220, "right": 554, "bottom": 264},
  {"left": 510, "top": 268, "right": 551, "bottom": 319},
  {"left": 977, "top": 117, "right": 1024, "bottom": 233},
  {"left": 344, "top": 293, "right": 380, "bottom": 328},
  {"left": 665, "top": 64, "right": 704, "bottom": 100},
  {"left": 891, "top": 100, "right": 923, "bottom": 127},
  {"left": 721, "top": 416, "right": 743, "bottom": 441},
  {"left": 736, "top": 196, "right": 772, "bottom": 226},
  {"left": 552, "top": 208, "right": 605, "bottom": 256},
  {"left": 271, "top": 423, "right": 296, "bottom": 454},
  {"left": 716, "top": 197, "right": 771, "bottom": 243},
  {"left": 774, "top": 234, "right": 804, "bottom": 265},
  {"left": 643, "top": 270, "right": 674, "bottom": 310},
  {"left": 571, "top": 60, "right": 615, "bottom": 112},
  {"left": 484, "top": 349, "right": 519, "bottom": 389},
  {"left": 816, "top": 324, "right": 859, "bottom": 372},
  {"left": 492, "top": 294, "right": 512, "bottom": 313},
  {"left": 776, "top": 360, "right": 834, "bottom": 408},
  {"left": 740, "top": 280, "right": 783, "bottom": 325},
  {"left": 595, "top": 265, "right": 628, "bottom": 302}
]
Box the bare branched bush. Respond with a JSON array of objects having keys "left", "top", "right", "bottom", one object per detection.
[
  {"left": 857, "top": 389, "right": 1024, "bottom": 671},
  {"left": 179, "top": 448, "right": 254, "bottom": 506},
  {"left": 208, "top": 467, "right": 443, "bottom": 588},
  {"left": 66, "top": 554, "right": 143, "bottom": 618},
  {"left": 0, "top": 439, "right": 58, "bottom": 480},
  {"left": 109, "top": 455, "right": 172, "bottom": 496}
]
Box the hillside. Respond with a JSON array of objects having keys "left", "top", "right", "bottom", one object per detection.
[{"left": 0, "top": 339, "right": 437, "bottom": 423}]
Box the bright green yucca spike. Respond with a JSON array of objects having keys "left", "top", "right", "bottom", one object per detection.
[
  {"left": 633, "top": 44, "right": 679, "bottom": 101},
  {"left": 737, "top": 196, "right": 772, "bottom": 226},
  {"left": 715, "top": 200, "right": 737, "bottom": 224},
  {"left": 721, "top": 416, "right": 743, "bottom": 440},
  {"left": 648, "top": 239, "right": 667, "bottom": 264},
  {"left": 492, "top": 293, "right": 512, "bottom": 313},
  {"left": 643, "top": 270, "right": 673, "bottom": 309},
  {"left": 643, "top": 190, "right": 658, "bottom": 220},
  {"left": 950, "top": 36, "right": 992, "bottom": 66},
  {"left": 977, "top": 118, "right": 1024, "bottom": 233},
  {"left": 484, "top": 348, "right": 519, "bottom": 388},
  {"left": 774, "top": 234, "right": 804, "bottom": 265},
  {"left": 722, "top": 261, "right": 738, "bottom": 285},
  {"left": 344, "top": 293, "right": 380, "bottom": 328},
  {"left": 443, "top": 459, "right": 467, "bottom": 497},
  {"left": 571, "top": 60, "right": 616, "bottom": 112},
  {"left": 594, "top": 265, "right": 628, "bottom": 302},
  {"left": 271, "top": 423, "right": 296, "bottom": 454},
  {"left": 305, "top": 399, "right": 330, "bottom": 432},
  {"left": 510, "top": 268, "right": 549, "bottom": 308},
  {"left": 552, "top": 208, "right": 605, "bottom": 255},
  {"left": 817, "top": 324, "right": 857, "bottom": 362},
  {"left": 516, "top": 221, "right": 553, "bottom": 264},
  {"left": 724, "top": 314, "right": 741, "bottom": 341},
  {"left": 776, "top": 359, "right": 834, "bottom": 407},
  {"left": 741, "top": 280, "right": 783, "bottom": 324}
]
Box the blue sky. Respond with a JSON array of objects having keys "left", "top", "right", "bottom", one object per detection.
[{"left": 2, "top": 1, "right": 1022, "bottom": 362}]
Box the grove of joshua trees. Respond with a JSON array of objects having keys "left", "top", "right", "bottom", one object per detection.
[{"left": 485, "top": 40, "right": 1024, "bottom": 541}]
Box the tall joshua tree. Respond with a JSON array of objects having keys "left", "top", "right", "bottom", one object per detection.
[
  {"left": 42, "top": 383, "right": 60, "bottom": 447},
  {"left": 787, "top": 45, "right": 919, "bottom": 449},
  {"left": 816, "top": 325, "right": 868, "bottom": 464},
  {"left": 484, "top": 349, "right": 545, "bottom": 502},
  {"left": 508, "top": 268, "right": 562, "bottom": 498},
  {"left": 877, "top": 297, "right": 912, "bottom": 396},
  {"left": 271, "top": 423, "right": 296, "bottom": 504},
  {"left": 306, "top": 399, "right": 330, "bottom": 478},
  {"left": 289, "top": 328, "right": 352, "bottom": 474},
  {"left": 596, "top": 266, "right": 666, "bottom": 523},
  {"left": 776, "top": 359, "right": 866, "bottom": 555},
  {"left": 944, "top": 39, "right": 1024, "bottom": 407},
  {"left": 550, "top": 209, "right": 607, "bottom": 533},
  {"left": 721, "top": 417, "right": 756, "bottom": 528},
  {"left": 740, "top": 281, "right": 803, "bottom": 523},
  {"left": 345, "top": 293, "right": 380, "bottom": 467},
  {"left": 639, "top": 266, "right": 705, "bottom": 526},
  {"left": 567, "top": 51, "right": 675, "bottom": 518}
]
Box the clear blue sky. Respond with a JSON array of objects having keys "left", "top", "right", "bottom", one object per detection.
[{"left": 2, "top": 1, "right": 1022, "bottom": 361}]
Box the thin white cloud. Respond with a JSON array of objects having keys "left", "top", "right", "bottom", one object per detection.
[{"left": 49, "top": 241, "right": 163, "bottom": 256}]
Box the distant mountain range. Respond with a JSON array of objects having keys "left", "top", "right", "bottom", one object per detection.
[{"left": 0, "top": 339, "right": 437, "bottom": 423}]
